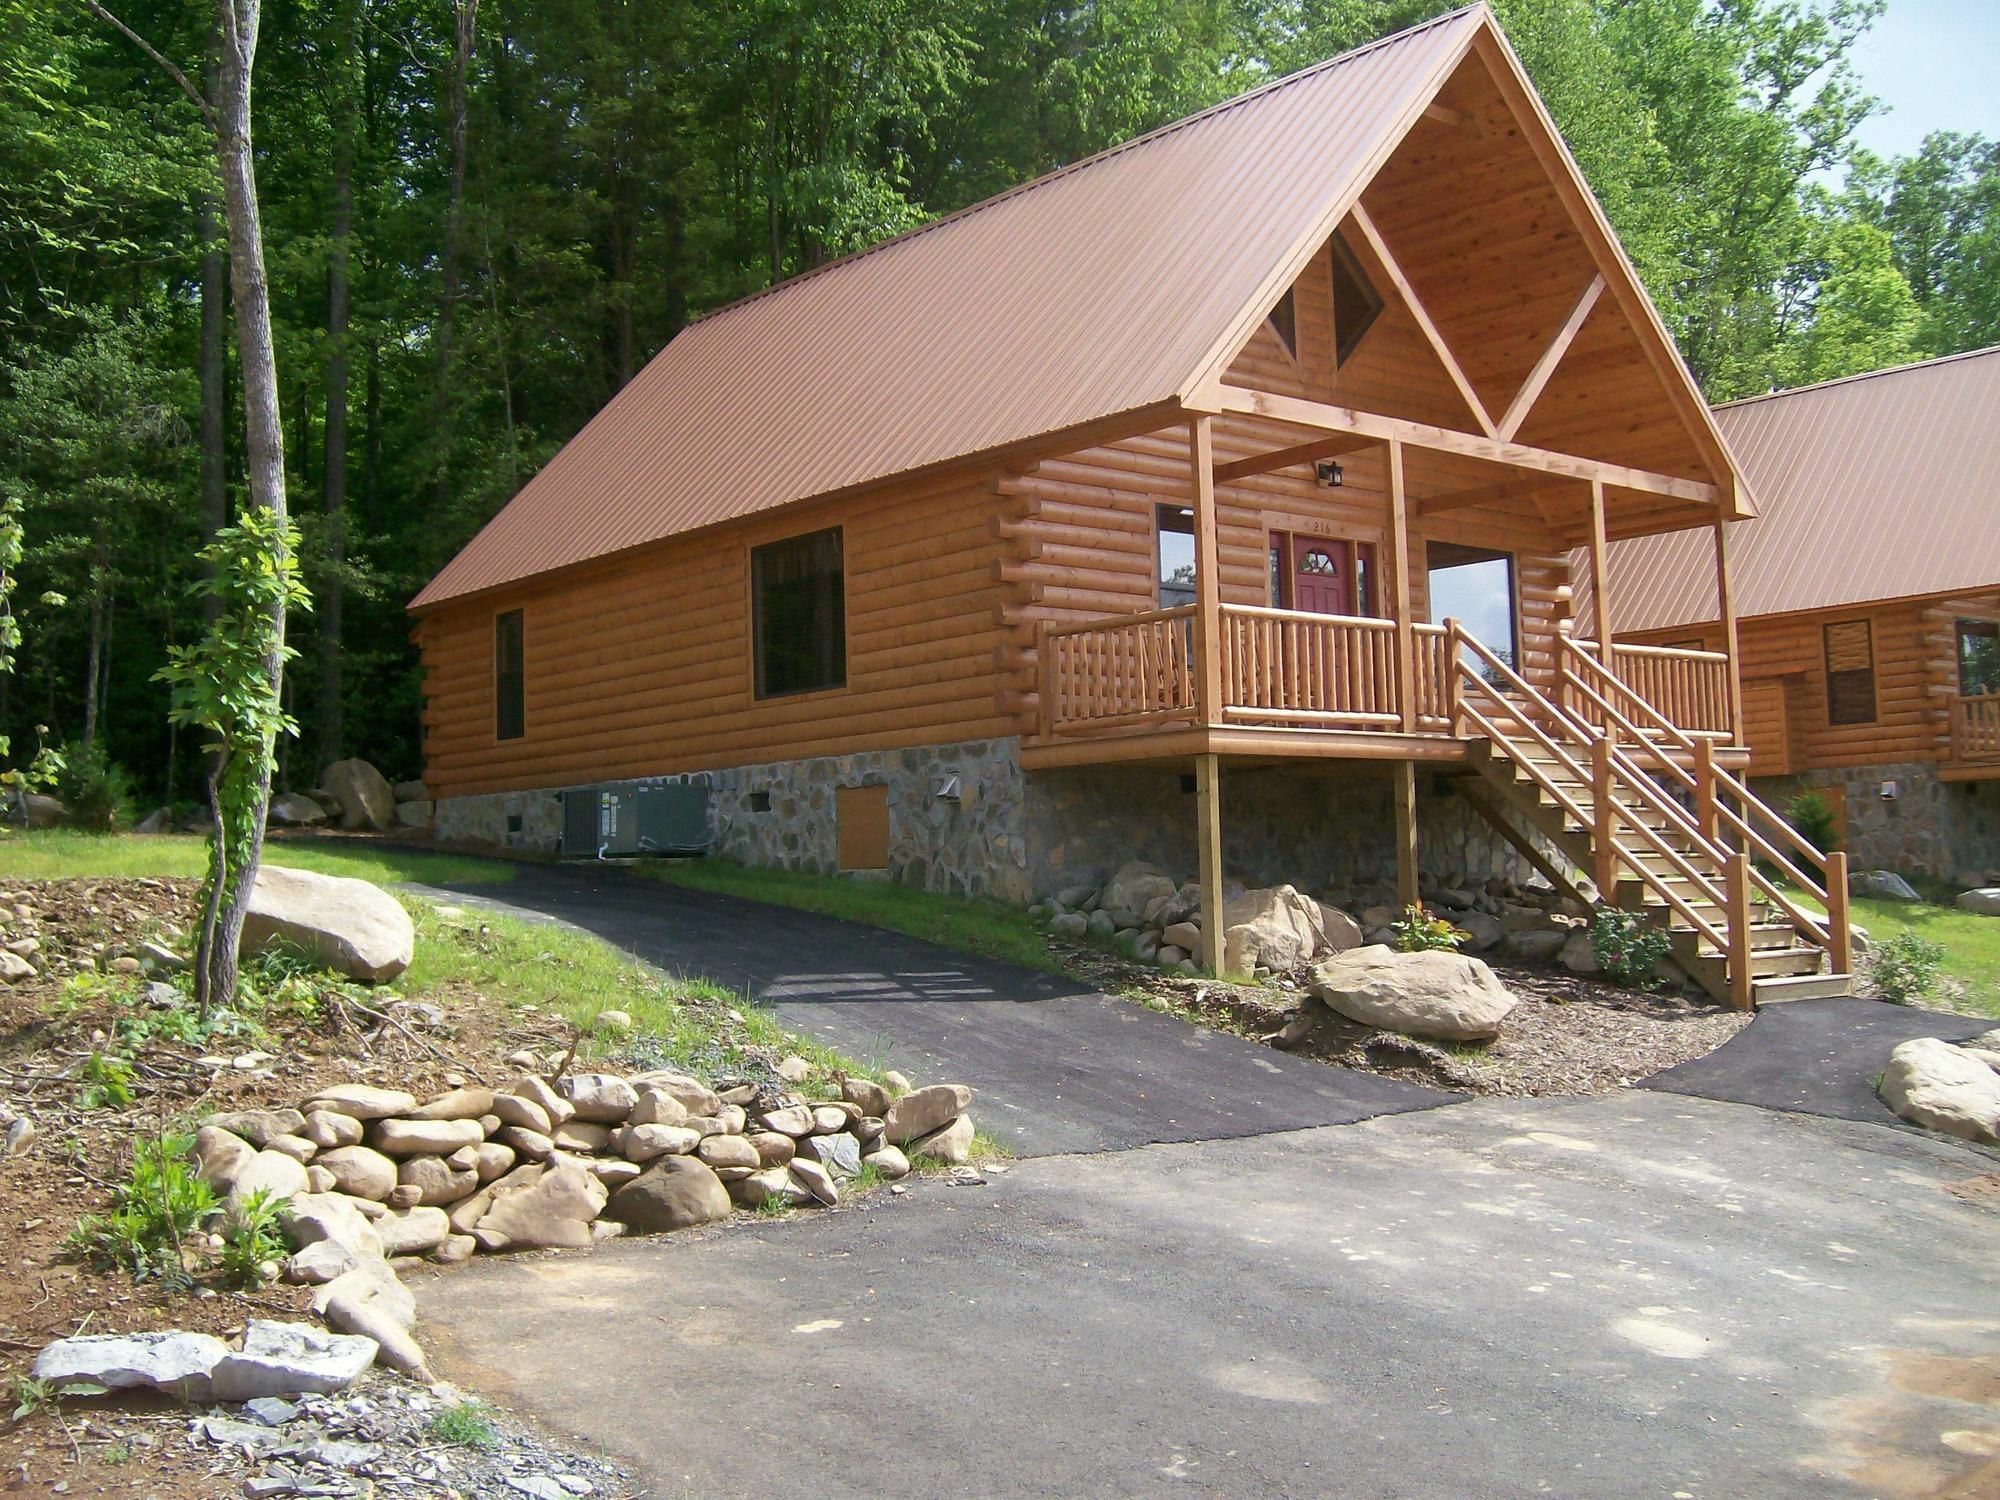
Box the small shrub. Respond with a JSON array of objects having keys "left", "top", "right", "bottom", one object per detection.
[
  {"left": 1391, "top": 905, "right": 1464, "bottom": 953},
  {"left": 215, "top": 1188, "right": 287, "bottom": 1287},
  {"left": 429, "top": 1399, "right": 499, "bottom": 1449},
  {"left": 1589, "top": 908, "right": 1671, "bottom": 988},
  {"left": 66, "top": 1132, "right": 216, "bottom": 1288},
  {"left": 8, "top": 1373, "right": 54, "bottom": 1422},
  {"left": 53, "top": 740, "right": 137, "bottom": 833},
  {"left": 75, "top": 1051, "right": 134, "bottom": 1110},
  {"left": 1786, "top": 789, "right": 1841, "bottom": 854},
  {"left": 1870, "top": 931, "right": 1946, "bottom": 1005}
]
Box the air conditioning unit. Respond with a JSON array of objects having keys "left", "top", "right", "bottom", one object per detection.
[{"left": 559, "top": 783, "right": 710, "bottom": 859}]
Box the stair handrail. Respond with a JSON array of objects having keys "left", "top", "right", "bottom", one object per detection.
[
  {"left": 1556, "top": 664, "right": 1840, "bottom": 960},
  {"left": 1450, "top": 626, "right": 1732, "bottom": 954},
  {"left": 1559, "top": 635, "right": 1849, "bottom": 968}
]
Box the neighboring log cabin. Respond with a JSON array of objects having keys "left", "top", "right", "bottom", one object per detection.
[
  {"left": 413, "top": 4, "right": 1857, "bottom": 1005},
  {"left": 1604, "top": 347, "right": 2000, "bottom": 882}
]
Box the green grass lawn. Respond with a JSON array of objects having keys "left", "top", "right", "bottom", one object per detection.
[
  {"left": 1845, "top": 893, "right": 2000, "bottom": 1019},
  {"left": 642, "top": 858, "right": 1063, "bottom": 974},
  {"left": 0, "top": 830, "right": 513, "bottom": 887}
]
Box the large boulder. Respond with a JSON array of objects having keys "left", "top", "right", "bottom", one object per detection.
[
  {"left": 1098, "top": 861, "right": 1178, "bottom": 930},
  {"left": 1850, "top": 868, "right": 1921, "bottom": 902},
  {"left": 209, "top": 1320, "right": 378, "bottom": 1401},
  {"left": 473, "top": 1163, "right": 608, "bottom": 1251},
  {"left": 883, "top": 1084, "right": 972, "bottom": 1146},
  {"left": 1878, "top": 1037, "right": 2000, "bottom": 1145},
  {"left": 19, "top": 793, "right": 65, "bottom": 829},
  {"left": 1310, "top": 944, "right": 1518, "bottom": 1042},
  {"left": 311, "top": 1261, "right": 427, "bottom": 1378},
  {"left": 1221, "top": 886, "right": 1327, "bottom": 975},
  {"left": 1955, "top": 888, "right": 2000, "bottom": 917},
  {"left": 321, "top": 759, "right": 397, "bottom": 832},
  {"left": 241, "top": 864, "right": 413, "bottom": 982},
  {"left": 267, "top": 793, "right": 329, "bottom": 828}
]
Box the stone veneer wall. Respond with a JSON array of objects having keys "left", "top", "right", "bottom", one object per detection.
[
  {"left": 435, "top": 738, "right": 1543, "bottom": 904},
  {"left": 1751, "top": 762, "right": 2000, "bottom": 883}
]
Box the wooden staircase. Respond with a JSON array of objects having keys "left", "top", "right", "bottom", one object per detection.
[{"left": 1443, "top": 626, "right": 1854, "bottom": 1009}]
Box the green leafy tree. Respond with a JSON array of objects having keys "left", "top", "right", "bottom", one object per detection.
[{"left": 155, "top": 509, "right": 307, "bottom": 1016}]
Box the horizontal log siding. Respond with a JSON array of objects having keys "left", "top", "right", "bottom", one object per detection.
[
  {"left": 1628, "top": 597, "right": 1967, "bottom": 772},
  {"left": 420, "top": 471, "right": 1009, "bottom": 799}
]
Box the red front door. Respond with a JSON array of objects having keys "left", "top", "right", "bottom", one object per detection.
[{"left": 1275, "top": 533, "right": 1378, "bottom": 616}]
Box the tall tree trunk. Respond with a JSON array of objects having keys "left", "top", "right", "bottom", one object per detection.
[
  {"left": 321, "top": 49, "right": 352, "bottom": 767},
  {"left": 199, "top": 183, "right": 228, "bottom": 623},
  {"left": 205, "top": 0, "right": 288, "bottom": 1014},
  {"left": 432, "top": 0, "right": 478, "bottom": 510},
  {"left": 82, "top": 549, "right": 105, "bottom": 749}
]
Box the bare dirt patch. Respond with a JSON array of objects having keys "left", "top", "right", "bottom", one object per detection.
[{"left": 1056, "top": 938, "right": 1750, "bottom": 1097}]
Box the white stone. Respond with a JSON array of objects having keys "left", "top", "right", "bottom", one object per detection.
[
  {"left": 34, "top": 1331, "right": 227, "bottom": 1400},
  {"left": 1310, "top": 945, "right": 1518, "bottom": 1042},
  {"left": 210, "top": 1321, "right": 378, "bottom": 1400},
  {"left": 1851, "top": 868, "right": 1921, "bottom": 902},
  {"left": 1955, "top": 888, "right": 2000, "bottom": 916}
]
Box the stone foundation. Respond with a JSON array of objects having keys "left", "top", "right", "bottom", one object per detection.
[
  {"left": 435, "top": 741, "right": 1546, "bottom": 906},
  {"left": 1750, "top": 761, "right": 2000, "bottom": 883}
]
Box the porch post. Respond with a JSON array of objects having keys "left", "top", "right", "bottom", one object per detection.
[
  {"left": 1393, "top": 760, "right": 1419, "bottom": 909},
  {"left": 1587, "top": 477, "right": 1614, "bottom": 674},
  {"left": 1189, "top": 416, "right": 1223, "bottom": 727},
  {"left": 1388, "top": 438, "right": 1416, "bottom": 731},
  {"left": 1713, "top": 504, "right": 1745, "bottom": 745},
  {"left": 1196, "top": 752, "right": 1226, "bottom": 977}
]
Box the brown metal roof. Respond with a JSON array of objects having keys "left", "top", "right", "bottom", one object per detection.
[
  {"left": 1605, "top": 347, "right": 2000, "bottom": 631},
  {"left": 411, "top": 7, "right": 1489, "bottom": 609}
]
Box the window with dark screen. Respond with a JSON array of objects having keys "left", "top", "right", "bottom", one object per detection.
[
  {"left": 1823, "top": 619, "right": 1877, "bottom": 726},
  {"left": 495, "top": 609, "right": 525, "bottom": 740},
  {"left": 752, "top": 528, "right": 846, "bottom": 698}
]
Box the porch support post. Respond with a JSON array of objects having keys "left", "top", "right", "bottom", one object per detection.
[
  {"left": 1587, "top": 477, "right": 1614, "bottom": 675},
  {"left": 1393, "top": 760, "right": 1419, "bottom": 909},
  {"left": 1388, "top": 438, "right": 1416, "bottom": 732},
  {"left": 1189, "top": 416, "right": 1224, "bottom": 727},
  {"left": 1196, "top": 752, "right": 1226, "bottom": 977},
  {"left": 1713, "top": 504, "right": 1745, "bottom": 745}
]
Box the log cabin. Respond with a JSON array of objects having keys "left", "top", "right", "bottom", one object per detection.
[
  {"left": 1603, "top": 347, "right": 2000, "bottom": 884},
  {"left": 411, "top": 4, "right": 1854, "bottom": 1006}
]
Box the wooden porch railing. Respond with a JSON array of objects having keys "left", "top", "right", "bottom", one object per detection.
[
  {"left": 1951, "top": 691, "right": 2000, "bottom": 763},
  {"left": 1218, "top": 605, "right": 1400, "bottom": 728},
  {"left": 1568, "top": 639, "right": 1734, "bottom": 739},
  {"left": 1039, "top": 606, "right": 1197, "bottom": 733}
]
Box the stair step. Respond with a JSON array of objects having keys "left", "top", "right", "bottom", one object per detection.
[
  {"left": 1752, "top": 972, "right": 1855, "bottom": 1004},
  {"left": 1686, "top": 946, "right": 1827, "bottom": 982},
  {"left": 1672, "top": 922, "right": 1801, "bottom": 957}
]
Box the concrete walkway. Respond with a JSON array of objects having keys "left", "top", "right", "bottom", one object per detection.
[{"left": 420, "top": 863, "right": 1454, "bottom": 1157}]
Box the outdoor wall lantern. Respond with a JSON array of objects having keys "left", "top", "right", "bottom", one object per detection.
[
  {"left": 932, "top": 775, "right": 962, "bottom": 803},
  {"left": 1314, "top": 459, "right": 1344, "bottom": 488}
]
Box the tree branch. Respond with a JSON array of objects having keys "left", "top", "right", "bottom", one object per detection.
[{"left": 77, "top": 0, "right": 216, "bottom": 131}]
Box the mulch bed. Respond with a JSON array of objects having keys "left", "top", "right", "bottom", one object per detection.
[{"left": 1056, "top": 939, "right": 1751, "bottom": 1096}]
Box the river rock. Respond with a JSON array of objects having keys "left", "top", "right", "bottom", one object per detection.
[
  {"left": 1099, "top": 861, "right": 1177, "bottom": 929},
  {"left": 266, "top": 794, "right": 329, "bottom": 828},
  {"left": 370, "top": 1118, "right": 485, "bottom": 1157},
  {"left": 503, "top": 1074, "right": 576, "bottom": 1127},
  {"left": 628, "top": 1088, "right": 689, "bottom": 1128},
  {"left": 304, "top": 1084, "right": 417, "bottom": 1121},
  {"left": 231, "top": 1149, "right": 309, "bottom": 1207},
  {"left": 864, "top": 1143, "right": 910, "bottom": 1181},
  {"left": 191, "top": 1126, "right": 257, "bottom": 1194},
  {"left": 749, "top": 1131, "right": 796, "bottom": 1167},
  {"left": 788, "top": 1156, "right": 839, "bottom": 1206},
  {"left": 300, "top": 1110, "right": 364, "bottom": 1151},
  {"left": 630, "top": 1070, "right": 722, "bottom": 1118},
  {"left": 1851, "top": 868, "right": 1921, "bottom": 901},
  {"left": 473, "top": 1163, "right": 608, "bottom": 1252},
  {"left": 315, "top": 1146, "right": 398, "bottom": 1201},
  {"left": 884, "top": 1084, "right": 973, "bottom": 1145},
  {"left": 398, "top": 1155, "right": 480, "bottom": 1206},
  {"left": 558, "top": 1073, "right": 638, "bottom": 1123},
  {"left": 203, "top": 1108, "right": 306, "bottom": 1150},
  {"left": 1310, "top": 945, "right": 1518, "bottom": 1042},
  {"left": 606, "top": 1156, "right": 731, "bottom": 1234},
  {"left": 407, "top": 1087, "right": 495, "bottom": 1122},
  {"left": 1956, "top": 888, "right": 2000, "bottom": 916},
  {"left": 696, "top": 1135, "right": 759, "bottom": 1172},
  {"left": 909, "top": 1113, "right": 974, "bottom": 1165},
  {"left": 374, "top": 1206, "right": 451, "bottom": 1257},
  {"left": 623, "top": 1123, "right": 701, "bottom": 1162},
  {"left": 312, "top": 1261, "right": 426, "bottom": 1378},
  {"left": 489, "top": 1093, "right": 555, "bottom": 1134}
]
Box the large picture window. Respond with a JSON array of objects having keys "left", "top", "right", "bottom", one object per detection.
[
  {"left": 753, "top": 528, "right": 846, "bottom": 698},
  {"left": 494, "top": 609, "right": 525, "bottom": 741},
  {"left": 1823, "top": 619, "right": 1877, "bottom": 726}
]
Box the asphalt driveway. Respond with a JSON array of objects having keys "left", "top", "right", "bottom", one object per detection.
[
  {"left": 420, "top": 1091, "right": 2000, "bottom": 1499},
  {"left": 412, "top": 861, "right": 2000, "bottom": 1496},
  {"left": 418, "top": 863, "right": 1454, "bottom": 1157}
]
